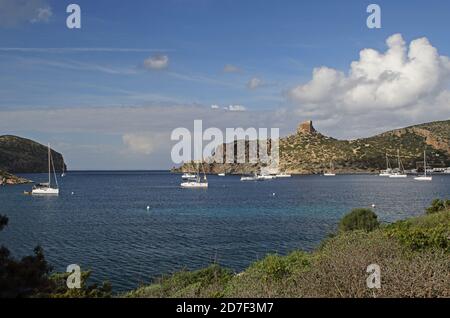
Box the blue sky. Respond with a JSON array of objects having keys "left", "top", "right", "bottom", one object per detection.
[{"left": 0, "top": 0, "right": 449, "bottom": 169}]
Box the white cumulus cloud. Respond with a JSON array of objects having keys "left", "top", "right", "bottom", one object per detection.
[
  {"left": 226, "top": 104, "right": 247, "bottom": 112},
  {"left": 289, "top": 34, "right": 450, "bottom": 135},
  {"left": 0, "top": 0, "right": 52, "bottom": 27},
  {"left": 143, "top": 55, "right": 169, "bottom": 70},
  {"left": 247, "top": 77, "right": 262, "bottom": 89},
  {"left": 223, "top": 64, "right": 241, "bottom": 73},
  {"left": 30, "top": 6, "right": 52, "bottom": 23},
  {"left": 122, "top": 133, "right": 161, "bottom": 155}
]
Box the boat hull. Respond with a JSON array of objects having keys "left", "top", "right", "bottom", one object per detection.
[
  {"left": 180, "top": 182, "right": 208, "bottom": 188},
  {"left": 258, "top": 175, "right": 275, "bottom": 180},
  {"left": 240, "top": 177, "right": 258, "bottom": 181},
  {"left": 389, "top": 174, "right": 407, "bottom": 178},
  {"left": 32, "top": 187, "right": 59, "bottom": 195},
  {"left": 414, "top": 176, "right": 432, "bottom": 181}
]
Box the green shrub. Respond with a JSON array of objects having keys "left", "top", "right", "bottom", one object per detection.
[
  {"left": 41, "top": 271, "right": 112, "bottom": 298},
  {"left": 338, "top": 208, "right": 380, "bottom": 232},
  {"left": 426, "top": 199, "right": 450, "bottom": 214},
  {"left": 247, "top": 251, "right": 310, "bottom": 283},
  {"left": 386, "top": 221, "right": 449, "bottom": 252},
  {"left": 125, "top": 264, "right": 232, "bottom": 298}
]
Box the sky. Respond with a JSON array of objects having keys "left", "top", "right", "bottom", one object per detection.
[{"left": 0, "top": 0, "right": 449, "bottom": 169}]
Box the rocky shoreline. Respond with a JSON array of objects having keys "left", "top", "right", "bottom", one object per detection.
[{"left": 0, "top": 170, "right": 32, "bottom": 185}]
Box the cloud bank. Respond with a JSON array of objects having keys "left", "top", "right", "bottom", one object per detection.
[
  {"left": 223, "top": 64, "right": 241, "bottom": 73},
  {"left": 247, "top": 77, "right": 262, "bottom": 89},
  {"left": 0, "top": 0, "right": 52, "bottom": 27},
  {"left": 289, "top": 34, "right": 450, "bottom": 135},
  {"left": 143, "top": 54, "right": 169, "bottom": 70}
]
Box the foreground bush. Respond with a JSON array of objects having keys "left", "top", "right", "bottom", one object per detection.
[
  {"left": 223, "top": 251, "right": 311, "bottom": 297},
  {"left": 124, "top": 264, "right": 232, "bottom": 298},
  {"left": 426, "top": 199, "right": 450, "bottom": 214},
  {"left": 385, "top": 208, "right": 449, "bottom": 252},
  {"left": 338, "top": 208, "right": 380, "bottom": 232}
]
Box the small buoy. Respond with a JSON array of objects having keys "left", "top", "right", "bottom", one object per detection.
[
  {"left": 71, "top": 192, "right": 74, "bottom": 195},
  {"left": 146, "top": 206, "right": 150, "bottom": 211},
  {"left": 272, "top": 192, "right": 276, "bottom": 196},
  {"left": 371, "top": 203, "right": 376, "bottom": 208}
]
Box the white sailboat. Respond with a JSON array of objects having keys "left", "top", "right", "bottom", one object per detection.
[
  {"left": 324, "top": 161, "right": 336, "bottom": 176},
  {"left": 275, "top": 173, "right": 291, "bottom": 178},
  {"left": 414, "top": 151, "right": 432, "bottom": 181},
  {"left": 241, "top": 172, "right": 260, "bottom": 181},
  {"left": 181, "top": 172, "right": 196, "bottom": 179},
  {"left": 389, "top": 149, "right": 407, "bottom": 178},
  {"left": 275, "top": 170, "right": 291, "bottom": 178},
  {"left": 379, "top": 153, "right": 393, "bottom": 176},
  {"left": 181, "top": 161, "right": 208, "bottom": 188},
  {"left": 32, "top": 144, "right": 59, "bottom": 195},
  {"left": 218, "top": 173, "right": 225, "bottom": 177},
  {"left": 258, "top": 174, "right": 275, "bottom": 180}
]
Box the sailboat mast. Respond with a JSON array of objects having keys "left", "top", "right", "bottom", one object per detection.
[
  {"left": 424, "top": 150, "right": 427, "bottom": 177},
  {"left": 397, "top": 149, "right": 400, "bottom": 170},
  {"left": 48, "top": 143, "right": 51, "bottom": 185}
]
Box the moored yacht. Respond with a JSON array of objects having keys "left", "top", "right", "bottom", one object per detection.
[
  {"left": 31, "top": 144, "right": 59, "bottom": 195},
  {"left": 240, "top": 173, "right": 259, "bottom": 181},
  {"left": 323, "top": 161, "right": 336, "bottom": 176},
  {"left": 181, "top": 161, "right": 208, "bottom": 188},
  {"left": 275, "top": 171, "right": 291, "bottom": 178},
  {"left": 181, "top": 172, "right": 196, "bottom": 179},
  {"left": 389, "top": 149, "right": 407, "bottom": 178},
  {"left": 379, "top": 153, "right": 393, "bottom": 176},
  {"left": 414, "top": 151, "right": 432, "bottom": 181}
]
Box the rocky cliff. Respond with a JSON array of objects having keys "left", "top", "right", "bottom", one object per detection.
[
  {"left": 174, "top": 119, "right": 450, "bottom": 174},
  {"left": 0, "top": 135, "right": 66, "bottom": 173}
]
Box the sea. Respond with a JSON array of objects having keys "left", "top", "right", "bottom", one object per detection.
[{"left": 0, "top": 171, "right": 449, "bottom": 292}]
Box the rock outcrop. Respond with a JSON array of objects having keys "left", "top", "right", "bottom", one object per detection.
[
  {"left": 0, "top": 170, "right": 31, "bottom": 185},
  {"left": 297, "top": 120, "right": 316, "bottom": 134}
]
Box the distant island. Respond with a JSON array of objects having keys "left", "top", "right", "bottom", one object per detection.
[
  {"left": 175, "top": 119, "right": 450, "bottom": 175},
  {"left": 0, "top": 135, "right": 66, "bottom": 184}
]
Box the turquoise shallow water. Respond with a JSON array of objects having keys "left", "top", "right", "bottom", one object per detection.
[{"left": 0, "top": 171, "right": 449, "bottom": 291}]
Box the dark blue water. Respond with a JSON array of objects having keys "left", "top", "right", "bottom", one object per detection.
[{"left": 0, "top": 171, "right": 449, "bottom": 292}]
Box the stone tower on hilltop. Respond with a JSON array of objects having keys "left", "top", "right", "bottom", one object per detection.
[{"left": 297, "top": 120, "right": 316, "bottom": 134}]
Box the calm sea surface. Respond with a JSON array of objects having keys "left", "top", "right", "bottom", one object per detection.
[{"left": 0, "top": 171, "right": 449, "bottom": 292}]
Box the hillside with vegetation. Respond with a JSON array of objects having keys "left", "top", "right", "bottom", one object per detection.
[
  {"left": 123, "top": 199, "right": 450, "bottom": 298},
  {"left": 0, "top": 135, "right": 66, "bottom": 173},
  {"left": 175, "top": 119, "right": 450, "bottom": 174}
]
